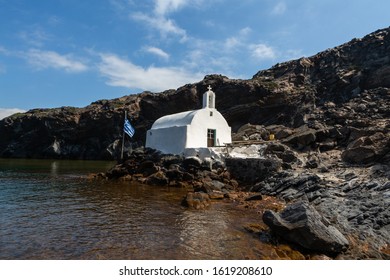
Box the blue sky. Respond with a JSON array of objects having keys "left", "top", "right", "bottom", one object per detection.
[{"left": 0, "top": 0, "right": 389, "bottom": 118}]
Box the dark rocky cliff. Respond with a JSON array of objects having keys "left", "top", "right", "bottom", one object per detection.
[{"left": 0, "top": 27, "right": 389, "bottom": 160}]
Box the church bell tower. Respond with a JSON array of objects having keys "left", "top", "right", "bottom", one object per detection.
[{"left": 202, "top": 85, "right": 215, "bottom": 109}]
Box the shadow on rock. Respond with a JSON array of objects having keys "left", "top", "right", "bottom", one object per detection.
[{"left": 263, "top": 201, "right": 349, "bottom": 255}]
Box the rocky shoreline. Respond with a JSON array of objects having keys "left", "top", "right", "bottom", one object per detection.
[
  {"left": 1, "top": 27, "right": 389, "bottom": 259},
  {"left": 94, "top": 119, "right": 389, "bottom": 259}
]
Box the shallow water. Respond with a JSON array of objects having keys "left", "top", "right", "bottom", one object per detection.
[{"left": 0, "top": 159, "right": 282, "bottom": 260}]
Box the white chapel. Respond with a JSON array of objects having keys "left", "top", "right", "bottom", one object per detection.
[{"left": 145, "top": 86, "right": 232, "bottom": 155}]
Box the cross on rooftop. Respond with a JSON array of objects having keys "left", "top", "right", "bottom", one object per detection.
[{"left": 207, "top": 85, "right": 212, "bottom": 91}]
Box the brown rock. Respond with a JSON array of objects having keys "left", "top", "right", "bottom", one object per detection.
[
  {"left": 208, "top": 191, "right": 225, "bottom": 199},
  {"left": 138, "top": 160, "right": 159, "bottom": 176},
  {"left": 342, "top": 132, "right": 390, "bottom": 164},
  {"left": 284, "top": 127, "right": 317, "bottom": 148},
  {"left": 182, "top": 192, "right": 210, "bottom": 209},
  {"left": 146, "top": 171, "right": 169, "bottom": 185}
]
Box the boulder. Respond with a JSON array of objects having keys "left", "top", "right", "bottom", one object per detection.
[
  {"left": 138, "top": 160, "right": 159, "bottom": 176},
  {"left": 264, "top": 142, "right": 299, "bottom": 163},
  {"left": 342, "top": 132, "right": 390, "bottom": 164},
  {"left": 283, "top": 126, "right": 317, "bottom": 148},
  {"left": 182, "top": 156, "right": 203, "bottom": 169},
  {"left": 225, "top": 157, "right": 282, "bottom": 184},
  {"left": 182, "top": 192, "right": 210, "bottom": 209},
  {"left": 266, "top": 124, "right": 294, "bottom": 140},
  {"left": 235, "top": 123, "right": 269, "bottom": 141},
  {"left": 165, "top": 165, "right": 184, "bottom": 181},
  {"left": 105, "top": 164, "right": 129, "bottom": 179},
  {"left": 146, "top": 171, "right": 169, "bottom": 186},
  {"left": 263, "top": 202, "right": 349, "bottom": 254}
]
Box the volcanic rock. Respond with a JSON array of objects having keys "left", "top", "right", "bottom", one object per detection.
[
  {"left": 263, "top": 202, "right": 349, "bottom": 254},
  {"left": 342, "top": 132, "right": 390, "bottom": 164},
  {"left": 1, "top": 28, "right": 389, "bottom": 159}
]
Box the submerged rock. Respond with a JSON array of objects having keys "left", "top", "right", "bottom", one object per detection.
[
  {"left": 182, "top": 192, "right": 210, "bottom": 209},
  {"left": 263, "top": 202, "right": 349, "bottom": 254}
]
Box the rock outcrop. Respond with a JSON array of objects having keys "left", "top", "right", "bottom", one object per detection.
[
  {"left": 341, "top": 132, "right": 390, "bottom": 164},
  {"left": 263, "top": 202, "right": 349, "bottom": 254},
  {"left": 1, "top": 27, "right": 389, "bottom": 160},
  {"left": 95, "top": 147, "right": 238, "bottom": 209}
]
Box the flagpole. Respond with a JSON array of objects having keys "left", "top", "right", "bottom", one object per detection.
[{"left": 121, "top": 111, "right": 127, "bottom": 161}]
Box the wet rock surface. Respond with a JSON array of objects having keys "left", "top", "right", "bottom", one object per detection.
[{"left": 98, "top": 148, "right": 238, "bottom": 209}]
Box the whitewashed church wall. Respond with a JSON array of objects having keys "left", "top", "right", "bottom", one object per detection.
[
  {"left": 145, "top": 126, "right": 187, "bottom": 155},
  {"left": 186, "top": 109, "right": 231, "bottom": 148},
  {"left": 209, "top": 110, "right": 231, "bottom": 146},
  {"left": 186, "top": 120, "right": 208, "bottom": 148}
]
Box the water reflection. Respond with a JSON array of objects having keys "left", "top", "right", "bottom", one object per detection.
[
  {"left": 50, "top": 161, "right": 58, "bottom": 176},
  {"left": 0, "top": 159, "right": 275, "bottom": 260},
  {"left": 178, "top": 208, "right": 233, "bottom": 259}
]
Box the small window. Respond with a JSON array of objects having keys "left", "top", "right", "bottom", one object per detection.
[
  {"left": 149, "top": 131, "right": 152, "bottom": 136},
  {"left": 210, "top": 111, "right": 213, "bottom": 117},
  {"left": 207, "top": 129, "right": 216, "bottom": 147}
]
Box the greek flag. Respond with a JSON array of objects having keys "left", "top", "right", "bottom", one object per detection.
[{"left": 123, "top": 118, "right": 135, "bottom": 137}]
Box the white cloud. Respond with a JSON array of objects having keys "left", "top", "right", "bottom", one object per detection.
[
  {"left": 0, "top": 108, "right": 26, "bottom": 120},
  {"left": 26, "top": 49, "right": 88, "bottom": 73},
  {"left": 250, "top": 44, "right": 276, "bottom": 60},
  {"left": 98, "top": 53, "right": 203, "bottom": 92},
  {"left": 131, "top": 12, "right": 187, "bottom": 41},
  {"left": 153, "top": 0, "right": 208, "bottom": 16},
  {"left": 224, "top": 27, "right": 252, "bottom": 51},
  {"left": 224, "top": 37, "right": 240, "bottom": 50},
  {"left": 129, "top": 0, "right": 213, "bottom": 41},
  {"left": 144, "top": 46, "right": 170, "bottom": 60},
  {"left": 183, "top": 38, "right": 239, "bottom": 76},
  {"left": 154, "top": 0, "right": 187, "bottom": 16},
  {"left": 272, "top": 2, "right": 287, "bottom": 15},
  {"left": 129, "top": 0, "right": 219, "bottom": 43},
  {"left": 239, "top": 27, "right": 252, "bottom": 36},
  {"left": 18, "top": 27, "right": 50, "bottom": 47}
]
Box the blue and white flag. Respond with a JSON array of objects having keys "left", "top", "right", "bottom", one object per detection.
[{"left": 123, "top": 118, "right": 135, "bottom": 138}]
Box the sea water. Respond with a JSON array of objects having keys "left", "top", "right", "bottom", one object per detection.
[{"left": 0, "top": 159, "right": 279, "bottom": 260}]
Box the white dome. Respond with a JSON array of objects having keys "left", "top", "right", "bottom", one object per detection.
[{"left": 151, "top": 110, "right": 197, "bottom": 129}]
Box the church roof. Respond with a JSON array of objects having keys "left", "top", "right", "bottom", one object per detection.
[
  {"left": 151, "top": 110, "right": 198, "bottom": 129},
  {"left": 150, "top": 86, "right": 220, "bottom": 130}
]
